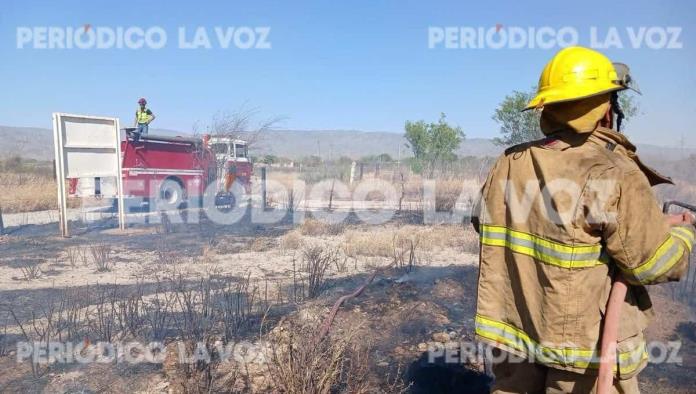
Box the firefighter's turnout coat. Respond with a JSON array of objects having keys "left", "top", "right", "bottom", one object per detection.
[{"left": 473, "top": 122, "right": 694, "bottom": 379}]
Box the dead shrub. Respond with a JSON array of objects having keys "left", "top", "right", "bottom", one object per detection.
[
  {"left": 90, "top": 285, "right": 119, "bottom": 342},
  {"left": 266, "top": 321, "right": 372, "bottom": 394},
  {"left": 280, "top": 230, "right": 304, "bottom": 251},
  {"left": 302, "top": 246, "right": 339, "bottom": 299},
  {"left": 434, "top": 180, "right": 463, "bottom": 212},
  {"left": 218, "top": 273, "right": 259, "bottom": 342},
  {"left": 65, "top": 247, "right": 80, "bottom": 267},
  {"left": 0, "top": 318, "right": 8, "bottom": 357},
  {"left": 300, "top": 218, "right": 344, "bottom": 236},
  {"left": 89, "top": 244, "right": 112, "bottom": 272},
  {"left": 392, "top": 235, "right": 419, "bottom": 273},
  {"left": 19, "top": 263, "right": 42, "bottom": 280}
]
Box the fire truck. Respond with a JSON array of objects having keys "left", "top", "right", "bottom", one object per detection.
[{"left": 68, "top": 130, "right": 252, "bottom": 209}]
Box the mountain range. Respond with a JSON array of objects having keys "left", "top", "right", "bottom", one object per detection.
[{"left": 0, "top": 125, "right": 692, "bottom": 163}]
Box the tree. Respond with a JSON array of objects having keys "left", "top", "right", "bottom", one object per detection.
[
  {"left": 262, "top": 154, "right": 278, "bottom": 165},
  {"left": 616, "top": 91, "right": 640, "bottom": 128},
  {"left": 492, "top": 88, "right": 641, "bottom": 146},
  {"left": 492, "top": 88, "right": 543, "bottom": 146},
  {"left": 192, "top": 102, "right": 285, "bottom": 149},
  {"left": 404, "top": 113, "right": 465, "bottom": 177}
]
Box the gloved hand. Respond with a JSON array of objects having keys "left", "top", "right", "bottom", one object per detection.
[{"left": 666, "top": 211, "right": 696, "bottom": 227}]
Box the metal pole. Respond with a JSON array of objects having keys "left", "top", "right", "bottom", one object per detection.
[
  {"left": 0, "top": 205, "right": 4, "bottom": 235},
  {"left": 53, "top": 113, "right": 69, "bottom": 237},
  {"left": 261, "top": 167, "right": 267, "bottom": 210},
  {"left": 115, "top": 118, "right": 126, "bottom": 231}
]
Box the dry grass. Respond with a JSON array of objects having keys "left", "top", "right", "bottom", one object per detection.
[
  {"left": 267, "top": 169, "right": 298, "bottom": 190},
  {"left": 0, "top": 172, "right": 84, "bottom": 214},
  {"left": 280, "top": 229, "right": 304, "bottom": 251},
  {"left": 299, "top": 218, "right": 344, "bottom": 236},
  {"left": 248, "top": 237, "right": 277, "bottom": 252},
  {"left": 0, "top": 173, "right": 58, "bottom": 213},
  {"left": 266, "top": 321, "right": 373, "bottom": 394},
  {"left": 434, "top": 179, "right": 466, "bottom": 212},
  {"left": 342, "top": 230, "right": 394, "bottom": 258},
  {"left": 342, "top": 225, "right": 479, "bottom": 258}
]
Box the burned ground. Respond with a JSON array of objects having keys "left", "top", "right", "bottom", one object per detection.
[{"left": 0, "top": 211, "right": 695, "bottom": 393}]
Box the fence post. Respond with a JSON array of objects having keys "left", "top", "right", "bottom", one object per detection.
[
  {"left": 261, "top": 167, "right": 267, "bottom": 210},
  {"left": 0, "top": 205, "right": 4, "bottom": 235},
  {"left": 349, "top": 161, "right": 356, "bottom": 185}
]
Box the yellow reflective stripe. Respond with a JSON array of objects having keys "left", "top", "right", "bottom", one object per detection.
[
  {"left": 137, "top": 109, "right": 150, "bottom": 123},
  {"left": 483, "top": 225, "right": 601, "bottom": 254},
  {"left": 625, "top": 235, "right": 685, "bottom": 284},
  {"left": 616, "top": 342, "right": 649, "bottom": 375},
  {"left": 480, "top": 225, "right": 606, "bottom": 269},
  {"left": 475, "top": 314, "right": 647, "bottom": 374},
  {"left": 671, "top": 226, "right": 695, "bottom": 241},
  {"left": 671, "top": 232, "right": 692, "bottom": 253},
  {"left": 671, "top": 227, "right": 695, "bottom": 252}
]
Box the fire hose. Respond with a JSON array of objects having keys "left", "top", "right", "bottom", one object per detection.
[
  {"left": 316, "top": 262, "right": 396, "bottom": 343},
  {"left": 597, "top": 201, "right": 695, "bottom": 394}
]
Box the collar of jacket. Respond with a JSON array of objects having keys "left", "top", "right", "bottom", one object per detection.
[{"left": 544, "top": 126, "right": 674, "bottom": 186}]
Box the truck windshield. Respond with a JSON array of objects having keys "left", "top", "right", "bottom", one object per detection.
[
  {"left": 211, "top": 143, "right": 229, "bottom": 155},
  {"left": 235, "top": 144, "right": 247, "bottom": 158}
]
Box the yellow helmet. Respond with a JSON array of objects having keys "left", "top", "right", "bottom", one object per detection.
[{"left": 526, "top": 46, "right": 636, "bottom": 110}]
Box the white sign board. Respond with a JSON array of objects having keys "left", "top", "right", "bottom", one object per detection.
[{"left": 52, "top": 113, "right": 125, "bottom": 236}]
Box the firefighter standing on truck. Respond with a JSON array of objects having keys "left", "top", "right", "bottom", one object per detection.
[
  {"left": 472, "top": 46, "right": 695, "bottom": 393},
  {"left": 133, "top": 97, "right": 155, "bottom": 142}
]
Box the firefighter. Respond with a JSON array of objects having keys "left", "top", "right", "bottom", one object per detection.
[
  {"left": 224, "top": 162, "right": 237, "bottom": 193},
  {"left": 133, "top": 97, "right": 155, "bottom": 142},
  {"left": 472, "top": 46, "right": 695, "bottom": 393}
]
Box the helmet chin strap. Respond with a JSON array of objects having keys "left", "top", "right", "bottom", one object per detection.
[{"left": 610, "top": 92, "right": 625, "bottom": 133}]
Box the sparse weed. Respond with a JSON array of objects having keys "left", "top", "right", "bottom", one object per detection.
[
  {"left": 19, "top": 263, "right": 42, "bottom": 280},
  {"left": 89, "top": 244, "right": 112, "bottom": 272},
  {"left": 302, "top": 245, "right": 339, "bottom": 299}
]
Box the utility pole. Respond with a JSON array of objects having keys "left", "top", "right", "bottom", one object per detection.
[{"left": 261, "top": 167, "right": 267, "bottom": 210}]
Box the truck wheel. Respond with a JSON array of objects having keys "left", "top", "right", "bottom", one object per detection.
[{"left": 159, "top": 178, "right": 184, "bottom": 208}]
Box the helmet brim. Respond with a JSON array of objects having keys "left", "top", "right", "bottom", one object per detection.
[{"left": 524, "top": 82, "right": 624, "bottom": 111}]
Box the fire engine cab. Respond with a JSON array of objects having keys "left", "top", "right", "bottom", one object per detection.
[
  {"left": 67, "top": 130, "right": 252, "bottom": 209},
  {"left": 208, "top": 136, "right": 253, "bottom": 195}
]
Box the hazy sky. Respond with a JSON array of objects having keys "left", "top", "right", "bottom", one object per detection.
[{"left": 1, "top": 0, "right": 695, "bottom": 147}]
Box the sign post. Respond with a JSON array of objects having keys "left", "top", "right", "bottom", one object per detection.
[{"left": 52, "top": 113, "right": 125, "bottom": 237}]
